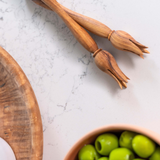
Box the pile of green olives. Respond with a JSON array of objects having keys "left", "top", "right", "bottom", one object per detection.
[{"left": 78, "top": 131, "right": 160, "bottom": 160}]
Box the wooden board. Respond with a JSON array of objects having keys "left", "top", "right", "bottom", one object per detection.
[{"left": 0, "top": 46, "right": 43, "bottom": 160}]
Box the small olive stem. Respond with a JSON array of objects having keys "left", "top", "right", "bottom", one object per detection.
[{"left": 42, "top": 0, "right": 98, "bottom": 53}]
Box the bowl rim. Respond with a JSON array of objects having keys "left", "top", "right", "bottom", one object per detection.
[{"left": 64, "top": 124, "right": 160, "bottom": 160}]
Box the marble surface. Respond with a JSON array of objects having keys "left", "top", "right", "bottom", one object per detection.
[
  {"left": 0, "top": 0, "right": 160, "bottom": 159},
  {"left": 0, "top": 138, "right": 16, "bottom": 160}
]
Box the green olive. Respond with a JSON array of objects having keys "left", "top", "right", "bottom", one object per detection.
[
  {"left": 133, "top": 159, "right": 145, "bottom": 160},
  {"left": 78, "top": 144, "right": 101, "bottom": 160},
  {"left": 119, "top": 131, "right": 137, "bottom": 150},
  {"left": 95, "top": 133, "right": 118, "bottom": 156},
  {"left": 109, "top": 148, "right": 135, "bottom": 160},
  {"left": 132, "top": 135, "right": 156, "bottom": 158},
  {"left": 149, "top": 147, "right": 160, "bottom": 160},
  {"left": 98, "top": 157, "right": 109, "bottom": 160}
]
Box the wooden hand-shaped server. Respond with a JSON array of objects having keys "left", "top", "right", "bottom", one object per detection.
[{"left": 32, "top": 0, "right": 149, "bottom": 89}]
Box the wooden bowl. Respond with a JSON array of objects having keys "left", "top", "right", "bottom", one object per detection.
[
  {"left": 0, "top": 46, "right": 43, "bottom": 160},
  {"left": 64, "top": 124, "right": 160, "bottom": 160}
]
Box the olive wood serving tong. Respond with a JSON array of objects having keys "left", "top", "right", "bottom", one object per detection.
[
  {"left": 32, "top": 0, "right": 149, "bottom": 58},
  {"left": 32, "top": 0, "right": 129, "bottom": 89}
]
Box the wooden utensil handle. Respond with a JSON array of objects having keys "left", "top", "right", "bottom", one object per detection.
[
  {"left": 62, "top": 6, "right": 112, "bottom": 38},
  {"left": 33, "top": 0, "right": 112, "bottom": 38},
  {"left": 42, "top": 0, "right": 98, "bottom": 53}
]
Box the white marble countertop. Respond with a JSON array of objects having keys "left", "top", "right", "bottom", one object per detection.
[{"left": 1, "top": 0, "right": 160, "bottom": 159}]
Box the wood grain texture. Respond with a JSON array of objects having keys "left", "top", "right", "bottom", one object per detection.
[
  {"left": 0, "top": 46, "right": 43, "bottom": 160},
  {"left": 32, "top": 0, "right": 112, "bottom": 38},
  {"left": 42, "top": 0, "right": 98, "bottom": 53}
]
